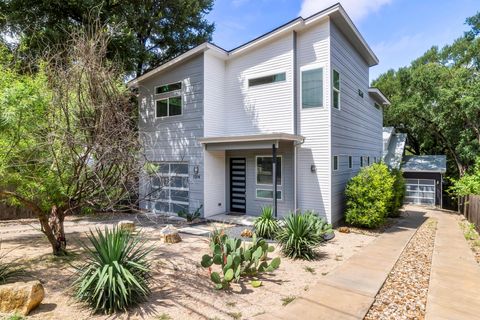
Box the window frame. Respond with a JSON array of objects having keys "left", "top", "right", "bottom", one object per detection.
[
  {"left": 255, "top": 155, "right": 283, "bottom": 187},
  {"left": 300, "top": 63, "right": 325, "bottom": 109},
  {"left": 332, "top": 69, "right": 341, "bottom": 110},
  {"left": 155, "top": 96, "right": 183, "bottom": 118},
  {"left": 154, "top": 81, "right": 182, "bottom": 95},
  {"left": 248, "top": 72, "right": 286, "bottom": 87},
  {"left": 333, "top": 155, "right": 339, "bottom": 171},
  {"left": 255, "top": 189, "right": 283, "bottom": 201}
]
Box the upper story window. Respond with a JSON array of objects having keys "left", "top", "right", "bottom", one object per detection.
[
  {"left": 374, "top": 102, "right": 381, "bottom": 110},
  {"left": 248, "top": 72, "right": 286, "bottom": 87},
  {"left": 155, "top": 82, "right": 182, "bottom": 94},
  {"left": 333, "top": 155, "right": 338, "bottom": 171},
  {"left": 302, "top": 67, "right": 323, "bottom": 108},
  {"left": 156, "top": 96, "right": 182, "bottom": 118},
  {"left": 332, "top": 70, "right": 340, "bottom": 109}
]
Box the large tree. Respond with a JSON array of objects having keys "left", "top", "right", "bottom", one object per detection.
[
  {"left": 373, "top": 12, "right": 480, "bottom": 177},
  {"left": 0, "top": 0, "right": 215, "bottom": 77}
]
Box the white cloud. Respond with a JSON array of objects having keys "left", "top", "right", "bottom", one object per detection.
[{"left": 299, "top": 0, "right": 392, "bottom": 22}]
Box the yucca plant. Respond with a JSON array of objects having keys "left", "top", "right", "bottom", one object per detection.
[
  {"left": 254, "top": 206, "right": 279, "bottom": 239},
  {"left": 73, "top": 227, "right": 152, "bottom": 314},
  {"left": 0, "top": 246, "right": 23, "bottom": 284},
  {"left": 276, "top": 212, "right": 324, "bottom": 260}
]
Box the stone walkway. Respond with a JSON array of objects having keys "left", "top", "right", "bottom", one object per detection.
[
  {"left": 257, "top": 210, "right": 427, "bottom": 320},
  {"left": 425, "top": 209, "right": 480, "bottom": 319}
]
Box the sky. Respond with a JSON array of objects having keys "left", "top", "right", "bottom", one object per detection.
[{"left": 207, "top": 0, "right": 480, "bottom": 81}]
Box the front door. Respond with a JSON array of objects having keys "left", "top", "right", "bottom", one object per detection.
[{"left": 230, "top": 158, "right": 246, "bottom": 213}]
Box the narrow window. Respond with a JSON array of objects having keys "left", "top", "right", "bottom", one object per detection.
[
  {"left": 302, "top": 68, "right": 323, "bottom": 108},
  {"left": 374, "top": 102, "right": 381, "bottom": 110},
  {"left": 332, "top": 70, "right": 340, "bottom": 109},
  {"left": 360, "top": 156, "right": 364, "bottom": 167},
  {"left": 374, "top": 156, "right": 377, "bottom": 163},
  {"left": 358, "top": 89, "right": 364, "bottom": 98},
  {"left": 348, "top": 156, "right": 352, "bottom": 169},
  {"left": 367, "top": 156, "right": 370, "bottom": 166},
  {"left": 249, "top": 72, "right": 286, "bottom": 87},
  {"left": 256, "top": 189, "right": 282, "bottom": 200},
  {"left": 333, "top": 155, "right": 338, "bottom": 171},
  {"left": 155, "top": 82, "right": 182, "bottom": 94},
  {"left": 256, "top": 156, "right": 282, "bottom": 185}
]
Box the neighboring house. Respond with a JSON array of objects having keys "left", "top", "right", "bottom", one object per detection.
[
  {"left": 383, "top": 127, "right": 446, "bottom": 206},
  {"left": 130, "top": 3, "right": 390, "bottom": 224}
]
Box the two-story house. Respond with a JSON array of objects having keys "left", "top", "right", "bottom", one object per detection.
[{"left": 130, "top": 3, "right": 390, "bottom": 225}]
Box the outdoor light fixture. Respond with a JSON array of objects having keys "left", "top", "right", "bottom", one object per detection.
[
  {"left": 311, "top": 164, "right": 316, "bottom": 173},
  {"left": 193, "top": 165, "right": 199, "bottom": 175}
]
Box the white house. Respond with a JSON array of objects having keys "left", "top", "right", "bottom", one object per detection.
[{"left": 130, "top": 3, "right": 390, "bottom": 224}]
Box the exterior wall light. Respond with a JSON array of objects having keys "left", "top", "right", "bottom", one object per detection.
[
  {"left": 193, "top": 165, "right": 199, "bottom": 175},
  {"left": 311, "top": 164, "right": 316, "bottom": 173}
]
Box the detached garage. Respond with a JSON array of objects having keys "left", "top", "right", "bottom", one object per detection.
[{"left": 401, "top": 155, "right": 446, "bottom": 206}]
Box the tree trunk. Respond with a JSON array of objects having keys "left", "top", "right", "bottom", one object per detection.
[{"left": 45, "top": 205, "right": 67, "bottom": 256}]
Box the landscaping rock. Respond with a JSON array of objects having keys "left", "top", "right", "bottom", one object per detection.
[
  {"left": 240, "top": 228, "right": 253, "bottom": 238},
  {"left": 160, "top": 224, "right": 182, "bottom": 243},
  {"left": 338, "top": 226, "right": 350, "bottom": 233},
  {"left": 118, "top": 220, "right": 135, "bottom": 232},
  {"left": 0, "top": 281, "right": 44, "bottom": 315}
]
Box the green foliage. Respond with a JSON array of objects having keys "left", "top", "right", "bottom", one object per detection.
[
  {"left": 254, "top": 206, "right": 279, "bottom": 239},
  {"left": 389, "top": 169, "right": 406, "bottom": 217},
  {"left": 345, "top": 163, "right": 395, "bottom": 228},
  {"left": 4, "top": 314, "right": 25, "bottom": 320},
  {"left": 177, "top": 205, "right": 203, "bottom": 222},
  {"left": 0, "top": 0, "right": 215, "bottom": 76},
  {"left": 200, "top": 234, "right": 280, "bottom": 289},
  {"left": 0, "top": 248, "right": 23, "bottom": 285},
  {"left": 281, "top": 296, "right": 296, "bottom": 306},
  {"left": 450, "top": 157, "right": 480, "bottom": 196},
  {"left": 73, "top": 227, "right": 152, "bottom": 314},
  {"left": 276, "top": 211, "right": 327, "bottom": 260}
]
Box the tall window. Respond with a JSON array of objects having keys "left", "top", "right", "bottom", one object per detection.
[
  {"left": 256, "top": 156, "right": 282, "bottom": 200},
  {"left": 332, "top": 70, "right": 340, "bottom": 109},
  {"left": 360, "top": 156, "right": 364, "bottom": 167},
  {"left": 302, "top": 68, "right": 323, "bottom": 108},
  {"left": 333, "top": 155, "right": 338, "bottom": 171},
  {"left": 156, "top": 96, "right": 182, "bottom": 118},
  {"left": 348, "top": 156, "right": 353, "bottom": 169},
  {"left": 249, "top": 72, "right": 286, "bottom": 87}
]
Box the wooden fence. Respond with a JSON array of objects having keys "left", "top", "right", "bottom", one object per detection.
[
  {"left": 462, "top": 195, "right": 480, "bottom": 232},
  {"left": 0, "top": 203, "right": 36, "bottom": 220}
]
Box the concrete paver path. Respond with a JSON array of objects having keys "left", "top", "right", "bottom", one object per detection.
[
  {"left": 425, "top": 209, "right": 480, "bottom": 320},
  {"left": 257, "top": 211, "right": 427, "bottom": 320}
]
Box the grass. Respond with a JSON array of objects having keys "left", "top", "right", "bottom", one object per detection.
[
  {"left": 3, "top": 314, "right": 25, "bottom": 320},
  {"left": 304, "top": 266, "right": 315, "bottom": 274},
  {"left": 281, "top": 296, "right": 296, "bottom": 306},
  {"left": 226, "top": 301, "right": 236, "bottom": 307},
  {"left": 226, "top": 312, "right": 242, "bottom": 320},
  {"left": 156, "top": 314, "right": 172, "bottom": 320}
]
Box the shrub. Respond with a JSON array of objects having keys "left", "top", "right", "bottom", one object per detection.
[
  {"left": 450, "top": 157, "right": 480, "bottom": 197},
  {"left": 389, "top": 168, "right": 406, "bottom": 217},
  {"left": 276, "top": 211, "right": 325, "bottom": 260},
  {"left": 177, "top": 204, "right": 203, "bottom": 222},
  {"left": 304, "top": 210, "right": 333, "bottom": 238},
  {"left": 0, "top": 248, "right": 22, "bottom": 285},
  {"left": 73, "top": 227, "right": 152, "bottom": 314},
  {"left": 345, "top": 163, "right": 395, "bottom": 228},
  {"left": 200, "top": 234, "right": 280, "bottom": 289},
  {"left": 254, "top": 206, "right": 279, "bottom": 239}
]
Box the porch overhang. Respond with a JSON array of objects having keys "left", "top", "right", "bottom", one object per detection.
[{"left": 198, "top": 133, "right": 305, "bottom": 151}]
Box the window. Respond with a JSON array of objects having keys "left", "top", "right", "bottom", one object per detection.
[
  {"left": 333, "top": 155, "right": 338, "bottom": 171},
  {"left": 332, "top": 70, "right": 340, "bottom": 109},
  {"left": 360, "top": 156, "right": 364, "bottom": 167},
  {"left": 256, "top": 156, "right": 281, "bottom": 185},
  {"left": 349, "top": 156, "right": 353, "bottom": 169},
  {"left": 256, "top": 189, "right": 282, "bottom": 200},
  {"left": 156, "top": 97, "right": 182, "bottom": 118},
  {"left": 374, "top": 102, "right": 381, "bottom": 110},
  {"left": 155, "top": 82, "right": 182, "bottom": 94},
  {"left": 367, "top": 156, "right": 370, "bottom": 166},
  {"left": 149, "top": 162, "right": 189, "bottom": 214},
  {"left": 302, "top": 68, "right": 323, "bottom": 108},
  {"left": 358, "top": 89, "right": 364, "bottom": 98},
  {"left": 374, "top": 156, "right": 377, "bottom": 163},
  {"left": 249, "top": 72, "right": 286, "bottom": 87}
]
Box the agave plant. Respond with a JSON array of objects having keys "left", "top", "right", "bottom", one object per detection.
[
  {"left": 254, "top": 206, "right": 279, "bottom": 239},
  {"left": 73, "top": 227, "right": 152, "bottom": 314},
  {"left": 276, "top": 212, "right": 324, "bottom": 260}
]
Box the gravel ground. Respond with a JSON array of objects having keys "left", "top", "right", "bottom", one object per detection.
[{"left": 364, "top": 218, "right": 437, "bottom": 320}]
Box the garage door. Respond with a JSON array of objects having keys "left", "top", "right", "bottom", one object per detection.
[
  {"left": 150, "top": 162, "right": 189, "bottom": 214},
  {"left": 405, "top": 179, "right": 435, "bottom": 205}
]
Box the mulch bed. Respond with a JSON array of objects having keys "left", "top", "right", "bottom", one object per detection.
[{"left": 364, "top": 218, "right": 438, "bottom": 320}]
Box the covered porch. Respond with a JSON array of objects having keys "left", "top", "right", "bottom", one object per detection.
[{"left": 199, "top": 133, "right": 304, "bottom": 219}]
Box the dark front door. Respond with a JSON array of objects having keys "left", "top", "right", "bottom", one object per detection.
[{"left": 230, "top": 158, "right": 246, "bottom": 213}]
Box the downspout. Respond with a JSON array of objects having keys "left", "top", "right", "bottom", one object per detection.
[{"left": 293, "top": 30, "right": 299, "bottom": 212}]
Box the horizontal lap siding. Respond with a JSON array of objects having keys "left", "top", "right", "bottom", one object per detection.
[
  {"left": 297, "top": 20, "right": 331, "bottom": 221},
  {"left": 204, "top": 53, "right": 226, "bottom": 136},
  {"left": 330, "top": 22, "right": 383, "bottom": 224},
  {"left": 138, "top": 54, "right": 205, "bottom": 214},
  {"left": 224, "top": 34, "right": 294, "bottom": 135}
]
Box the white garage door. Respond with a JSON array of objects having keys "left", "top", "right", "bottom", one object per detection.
[
  {"left": 150, "top": 162, "right": 190, "bottom": 214},
  {"left": 405, "top": 179, "right": 435, "bottom": 205}
]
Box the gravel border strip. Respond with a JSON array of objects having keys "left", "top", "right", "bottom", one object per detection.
[{"left": 364, "top": 218, "right": 437, "bottom": 320}]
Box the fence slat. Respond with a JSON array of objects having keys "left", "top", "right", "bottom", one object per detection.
[{"left": 465, "top": 195, "right": 480, "bottom": 233}]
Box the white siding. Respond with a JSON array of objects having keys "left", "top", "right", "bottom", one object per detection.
[
  {"left": 204, "top": 150, "right": 226, "bottom": 216},
  {"left": 224, "top": 34, "right": 294, "bottom": 135},
  {"left": 330, "top": 22, "right": 383, "bottom": 224},
  {"left": 296, "top": 19, "right": 332, "bottom": 221},
  {"left": 204, "top": 52, "right": 226, "bottom": 136}
]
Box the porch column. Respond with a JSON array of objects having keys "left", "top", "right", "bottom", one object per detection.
[{"left": 272, "top": 143, "right": 278, "bottom": 218}]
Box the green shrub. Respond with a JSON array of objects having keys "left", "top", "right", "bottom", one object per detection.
[
  {"left": 303, "top": 210, "right": 333, "bottom": 238},
  {"left": 389, "top": 169, "right": 406, "bottom": 217},
  {"left": 345, "top": 163, "right": 395, "bottom": 228},
  {"left": 254, "top": 206, "right": 279, "bottom": 239},
  {"left": 276, "top": 211, "right": 325, "bottom": 260},
  {"left": 450, "top": 157, "right": 480, "bottom": 197},
  {"left": 73, "top": 227, "right": 152, "bottom": 314},
  {"left": 177, "top": 204, "right": 202, "bottom": 222},
  {"left": 200, "top": 234, "right": 280, "bottom": 289}
]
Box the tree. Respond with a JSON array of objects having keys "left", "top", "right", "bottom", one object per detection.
[
  {"left": 373, "top": 12, "right": 480, "bottom": 177},
  {"left": 0, "top": 27, "right": 141, "bottom": 255},
  {"left": 0, "top": 0, "right": 215, "bottom": 77}
]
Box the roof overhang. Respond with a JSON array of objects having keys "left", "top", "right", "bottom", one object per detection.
[
  {"left": 369, "top": 88, "right": 391, "bottom": 106},
  {"left": 198, "top": 133, "right": 304, "bottom": 151},
  {"left": 130, "top": 3, "right": 379, "bottom": 84}
]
